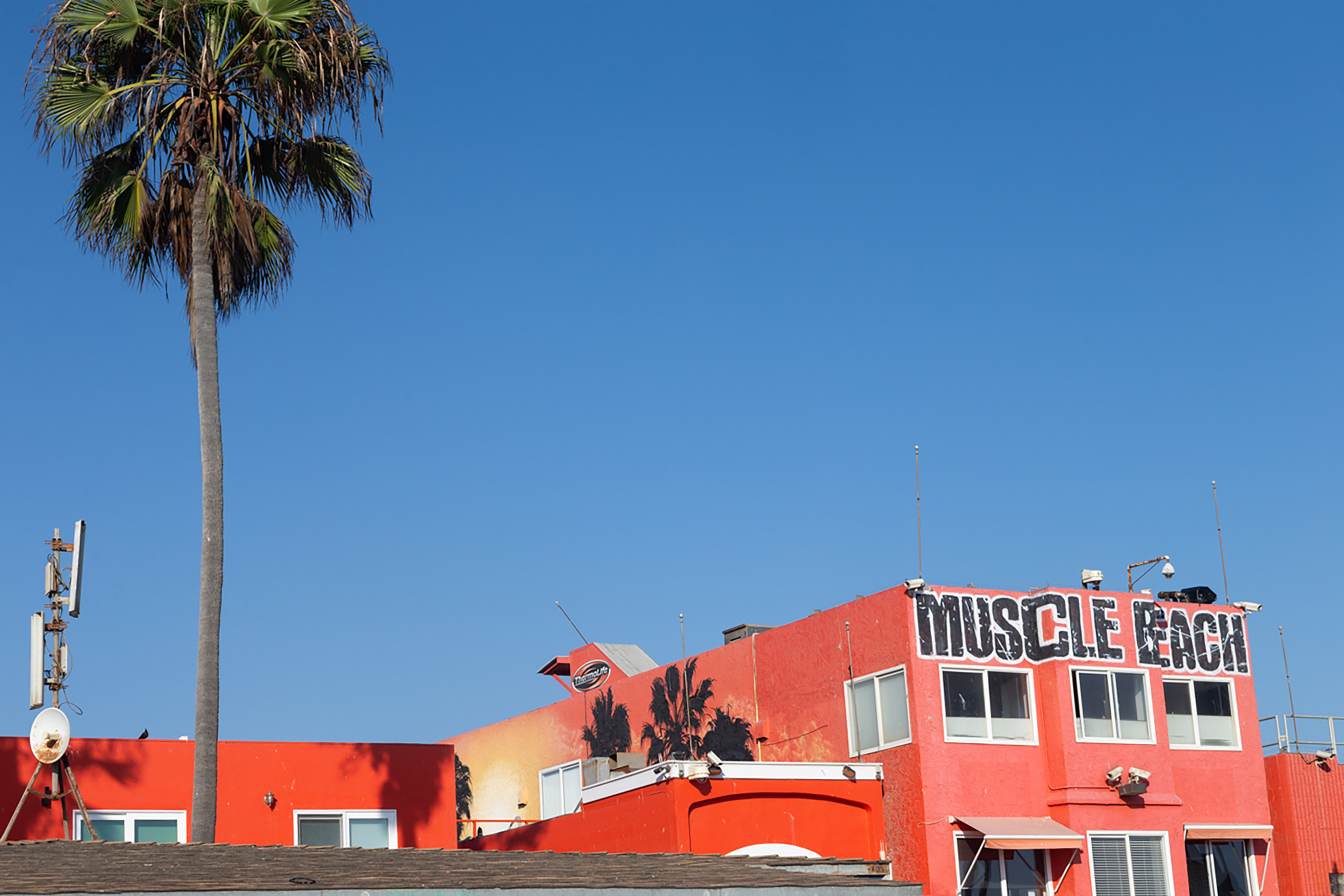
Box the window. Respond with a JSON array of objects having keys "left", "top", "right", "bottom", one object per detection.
[
  {"left": 1164, "top": 679, "right": 1239, "bottom": 748},
  {"left": 1088, "top": 833, "right": 1172, "bottom": 896},
  {"left": 1186, "top": 840, "right": 1255, "bottom": 896},
  {"left": 539, "top": 759, "right": 583, "bottom": 820},
  {"left": 294, "top": 810, "right": 396, "bottom": 848},
  {"left": 942, "top": 667, "right": 1035, "bottom": 743},
  {"left": 1073, "top": 669, "right": 1152, "bottom": 742},
  {"left": 956, "top": 837, "right": 1054, "bottom": 895},
  {"left": 75, "top": 811, "right": 185, "bottom": 843},
  {"left": 844, "top": 665, "right": 911, "bottom": 755}
]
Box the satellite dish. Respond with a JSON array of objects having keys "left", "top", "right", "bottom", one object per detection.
[{"left": 29, "top": 707, "right": 71, "bottom": 765}]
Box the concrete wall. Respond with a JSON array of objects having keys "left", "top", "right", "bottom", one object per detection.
[{"left": 0, "top": 738, "right": 458, "bottom": 848}]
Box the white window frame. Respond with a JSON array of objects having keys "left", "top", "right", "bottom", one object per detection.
[
  {"left": 1163, "top": 677, "right": 1242, "bottom": 751},
  {"left": 538, "top": 759, "right": 583, "bottom": 820},
  {"left": 842, "top": 663, "right": 912, "bottom": 757},
  {"left": 292, "top": 809, "right": 398, "bottom": 848},
  {"left": 1086, "top": 830, "right": 1175, "bottom": 896},
  {"left": 73, "top": 810, "right": 186, "bottom": 843},
  {"left": 1070, "top": 665, "right": 1157, "bottom": 745},
  {"left": 939, "top": 664, "right": 1039, "bottom": 746},
  {"left": 952, "top": 831, "right": 1056, "bottom": 895},
  {"left": 1185, "top": 837, "right": 1260, "bottom": 896}
]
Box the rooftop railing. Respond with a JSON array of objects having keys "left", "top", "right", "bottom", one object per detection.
[{"left": 1259, "top": 713, "right": 1342, "bottom": 756}]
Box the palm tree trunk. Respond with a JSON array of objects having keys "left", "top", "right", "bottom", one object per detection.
[{"left": 188, "top": 177, "right": 223, "bottom": 844}]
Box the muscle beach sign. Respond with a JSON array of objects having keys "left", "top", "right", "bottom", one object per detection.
[{"left": 914, "top": 590, "right": 1250, "bottom": 675}]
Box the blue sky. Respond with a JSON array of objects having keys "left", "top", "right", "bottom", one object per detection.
[{"left": 2, "top": 2, "right": 1340, "bottom": 745}]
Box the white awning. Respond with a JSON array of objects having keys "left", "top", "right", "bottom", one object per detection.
[
  {"left": 955, "top": 816, "right": 1085, "bottom": 851},
  {"left": 1185, "top": 824, "right": 1273, "bottom": 841}
]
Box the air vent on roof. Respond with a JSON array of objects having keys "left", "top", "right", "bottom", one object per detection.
[{"left": 723, "top": 624, "right": 773, "bottom": 645}]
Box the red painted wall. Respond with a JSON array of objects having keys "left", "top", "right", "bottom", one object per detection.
[
  {"left": 448, "top": 584, "right": 1276, "bottom": 895},
  {"left": 464, "top": 776, "right": 885, "bottom": 860},
  {"left": 1263, "top": 753, "right": 1344, "bottom": 896},
  {"left": 0, "top": 738, "right": 457, "bottom": 849}
]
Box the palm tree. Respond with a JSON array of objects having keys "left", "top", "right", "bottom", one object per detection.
[
  {"left": 454, "top": 756, "right": 472, "bottom": 841},
  {"left": 702, "top": 707, "right": 754, "bottom": 761},
  {"left": 581, "top": 688, "right": 632, "bottom": 758},
  {"left": 30, "top": 0, "right": 387, "bottom": 842},
  {"left": 640, "top": 659, "right": 714, "bottom": 762}
]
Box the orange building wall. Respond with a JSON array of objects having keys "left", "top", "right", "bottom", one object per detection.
[
  {"left": 0, "top": 738, "right": 457, "bottom": 849},
  {"left": 1264, "top": 752, "right": 1344, "bottom": 896},
  {"left": 464, "top": 776, "right": 885, "bottom": 860}
]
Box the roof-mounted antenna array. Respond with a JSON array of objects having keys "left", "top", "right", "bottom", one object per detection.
[{"left": 4, "top": 521, "right": 98, "bottom": 843}]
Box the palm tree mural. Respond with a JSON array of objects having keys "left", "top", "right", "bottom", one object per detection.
[
  {"left": 582, "top": 688, "right": 632, "bottom": 758},
  {"left": 640, "top": 659, "right": 716, "bottom": 762},
  {"left": 454, "top": 756, "right": 472, "bottom": 840},
  {"left": 702, "top": 708, "right": 754, "bottom": 761}
]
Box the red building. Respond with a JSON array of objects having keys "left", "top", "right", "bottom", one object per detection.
[
  {"left": 450, "top": 582, "right": 1277, "bottom": 896},
  {"left": 0, "top": 738, "right": 458, "bottom": 848},
  {"left": 1260, "top": 718, "right": 1344, "bottom": 896}
]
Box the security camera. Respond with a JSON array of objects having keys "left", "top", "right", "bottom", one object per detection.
[
  {"left": 1081, "top": 570, "right": 1104, "bottom": 590},
  {"left": 1232, "top": 601, "right": 1263, "bottom": 614},
  {"left": 706, "top": 751, "right": 724, "bottom": 766},
  {"left": 1160, "top": 560, "right": 1175, "bottom": 579},
  {"left": 1105, "top": 766, "right": 1124, "bottom": 786},
  {"left": 903, "top": 578, "right": 927, "bottom": 594},
  {"left": 1315, "top": 749, "right": 1336, "bottom": 762},
  {"left": 1128, "top": 767, "right": 1151, "bottom": 782}
]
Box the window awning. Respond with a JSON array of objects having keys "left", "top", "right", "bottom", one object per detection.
[
  {"left": 955, "top": 817, "right": 1085, "bottom": 851},
  {"left": 1185, "top": 824, "right": 1273, "bottom": 841}
]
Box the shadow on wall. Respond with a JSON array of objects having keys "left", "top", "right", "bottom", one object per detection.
[
  {"left": 1, "top": 738, "right": 147, "bottom": 840},
  {"left": 345, "top": 743, "right": 453, "bottom": 848}
]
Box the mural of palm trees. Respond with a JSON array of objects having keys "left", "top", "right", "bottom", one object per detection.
[
  {"left": 703, "top": 708, "right": 754, "bottom": 761},
  {"left": 640, "top": 659, "right": 715, "bottom": 762},
  {"left": 582, "top": 688, "right": 632, "bottom": 758},
  {"left": 454, "top": 756, "right": 472, "bottom": 840}
]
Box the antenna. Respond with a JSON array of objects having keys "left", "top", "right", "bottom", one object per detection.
[
  {"left": 28, "top": 614, "right": 44, "bottom": 710},
  {"left": 68, "top": 521, "right": 86, "bottom": 618},
  {"left": 680, "top": 612, "right": 694, "bottom": 759},
  {"left": 1279, "top": 625, "right": 1301, "bottom": 752},
  {"left": 554, "top": 601, "right": 590, "bottom": 645},
  {"left": 914, "top": 444, "right": 923, "bottom": 580},
  {"left": 1211, "top": 482, "right": 1230, "bottom": 603},
  {"left": 5, "top": 521, "right": 97, "bottom": 843}
]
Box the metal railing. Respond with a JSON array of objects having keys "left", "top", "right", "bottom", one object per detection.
[{"left": 1259, "top": 713, "right": 1342, "bottom": 756}]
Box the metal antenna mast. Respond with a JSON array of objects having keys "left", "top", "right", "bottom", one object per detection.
[
  {"left": 554, "top": 601, "right": 590, "bottom": 644},
  {"left": 4, "top": 523, "right": 96, "bottom": 843},
  {"left": 680, "top": 612, "right": 694, "bottom": 759},
  {"left": 1279, "top": 626, "right": 1301, "bottom": 752},
  {"left": 1212, "top": 481, "right": 1231, "bottom": 602},
  {"left": 914, "top": 444, "right": 923, "bottom": 580}
]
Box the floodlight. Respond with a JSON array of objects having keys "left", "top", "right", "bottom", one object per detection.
[{"left": 1160, "top": 560, "right": 1175, "bottom": 579}]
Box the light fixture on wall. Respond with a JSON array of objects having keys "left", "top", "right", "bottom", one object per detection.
[
  {"left": 1126, "top": 555, "right": 1174, "bottom": 591},
  {"left": 263, "top": 791, "right": 276, "bottom": 809}
]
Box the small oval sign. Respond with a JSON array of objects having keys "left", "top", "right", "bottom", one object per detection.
[{"left": 571, "top": 660, "right": 611, "bottom": 692}]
